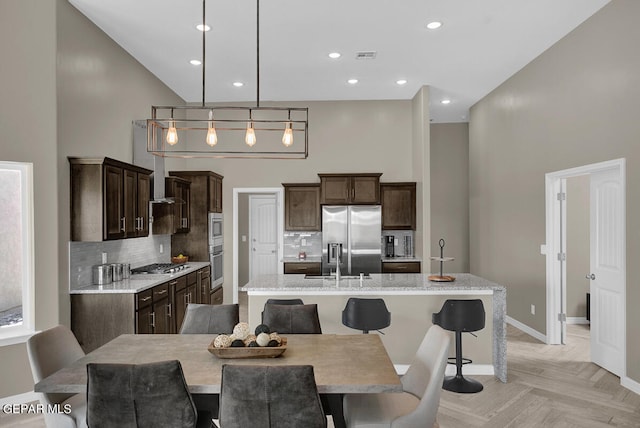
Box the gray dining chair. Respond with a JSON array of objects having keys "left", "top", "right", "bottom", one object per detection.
[
  {"left": 342, "top": 324, "right": 451, "bottom": 428},
  {"left": 219, "top": 364, "right": 327, "bottom": 428},
  {"left": 178, "top": 303, "right": 239, "bottom": 425},
  {"left": 26, "top": 325, "right": 87, "bottom": 428},
  {"left": 261, "top": 303, "right": 322, "bottom": 334},
  {"left": 86, "top": 360, "right": 200, "bottom": 428},
  {"left": 179, "top": 303, "right": 239, "bottom": 334}
]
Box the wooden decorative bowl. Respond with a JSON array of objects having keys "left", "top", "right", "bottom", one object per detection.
[
  {"left": 171, "top": 256, "right": 188, "bottom": 264},
  {"left": 428, "top": 275, "right": 456, "bottom": 282},
  {"left": 207, "top": 338, "right": 287, "bottom": 359}
]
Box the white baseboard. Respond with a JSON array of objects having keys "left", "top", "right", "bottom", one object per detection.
[
  {"left": 0, "top": 391, "right": 38, "bottom": 407},
  {"left": 506, "top": 315, "right": 547, "bottom": 343},
  {"left": 621, "top": 376, "right": 640, "bottom": 396},
  {"left": 395, "top": 364, "right": 494, "bottom": 377},
  {"left": 566, "top": 317, "right": 590, "bottom": 325}
]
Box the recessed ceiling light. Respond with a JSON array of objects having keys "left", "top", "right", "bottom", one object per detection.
[
  {"left": 347, "top": 79, "right": 358, "bottom": 85},
  {"left": 328, "top": 52, "right": 341, "bottom": 59},
  {"left": 396, "top": 79, "right": 408, "bottom": 85},
  {"left": 196, "top": 24, "right": 211, "bottom": 32},
  {"left": 189, "top": 59, "right": 202, "bottom": 66},
  {"left": 441, "top": 99, "right": 451, "bottom": 105},
  {"left": 426, "top": 21, "right": 442, "bottom": 30},
  {"left": 232, "top": 82, "right": 244, "bottom": 87}
]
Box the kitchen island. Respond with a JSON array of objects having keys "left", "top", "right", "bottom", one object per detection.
[{"left": 241, "top": 273, "right": 506, "bottom": 382}]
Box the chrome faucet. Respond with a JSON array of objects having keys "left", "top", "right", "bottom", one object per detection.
[{"left": 335, "top": 260, "right": 341, "bottom": 282}]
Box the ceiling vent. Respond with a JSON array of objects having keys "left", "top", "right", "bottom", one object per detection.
[{"left": 355, "top": 51, "right": 377, "bottom": 60}]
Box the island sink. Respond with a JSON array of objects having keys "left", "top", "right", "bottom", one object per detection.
[{"left": 304, "top": 274, "right": 372, "bottom": 280}]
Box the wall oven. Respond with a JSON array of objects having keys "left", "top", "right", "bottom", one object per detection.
[
  {"left": 209, "top": 213, "right": 223, "bottom": 241},
  {"left": 210, "top": 238, "right": 223, "bottom": 287}
]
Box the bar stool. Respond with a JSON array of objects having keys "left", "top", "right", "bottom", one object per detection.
[
  {"left": 342, "top": 298, "right": 391, "bottom": 334},
  {"left": 432, "top": 299, "right": 485, "bottom": 393}
]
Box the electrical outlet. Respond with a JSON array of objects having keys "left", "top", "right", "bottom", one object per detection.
[
  {"left": 159, "top": 244, "right": 164, "bottom": 254},
  {"left": 301, "top": 238, "right": 307, "bottom": 246},
  {"left": 101, "top": 252, "right": 108, "bottom": 264},
  {"left": 242, "top": 235, "right": 247, "bottom": 242},
  {"left": 531, "top": 304, "right": 536, "bottom": 315}
]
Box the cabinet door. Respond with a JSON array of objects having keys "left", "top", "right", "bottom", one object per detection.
[
  {"left": 320, "top": 176, "right": 350, "bottom": 204},
  {"left": 351, "top": 176, "right": 380, "bottom": 204},
  {"left": 136, "top": 173, "right": 150, "bottom": 237},
  {"left": 198, "top": 268, "right": 211, "bottom": 305},
  {"left": 175, "top": 180, "right": 190, "bottom": 233},
  {"left": 284, "top": 185, "right": 321, "bottom": 231},
  {"left": 211, "top": 286, "right": 223, "bottom": 305},
  {"left": 381, "top": 183, "right": 416, "bottom": 230},
  {"left": 136, "top": 305, "right": 153, "bottom": 334},
  {"left": 152, "top": 297, "right": 170, "bottom": 334},
  {"left": 123, "top": 169, "right": 137, "bottom": 237},
  {"left": 284, "top": 262, "right": 322, "bottom": 275},
  {"left": 208, "top": 176, "right": 216, "bottom": 213},
  {"left": 104, "top": 165, "right": 125, "bottom": 240},
  {"left": 173, "top": 286, "right": 188, "bottom": 332}
]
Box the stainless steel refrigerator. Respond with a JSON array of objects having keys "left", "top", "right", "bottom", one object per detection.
[{"left": 322, "top": 205, "right": 382, "bottom": 275}]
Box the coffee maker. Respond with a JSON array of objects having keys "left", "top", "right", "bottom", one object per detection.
[{"left": 384, "top": 236, "right": 395, "bottom": 258}]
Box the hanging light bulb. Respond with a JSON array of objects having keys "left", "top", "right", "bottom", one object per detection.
[
  {"left": 166, "top": 108, "right": 178, "bottom": 145},
  {"left": 166, "top": 120, "right": 178, "bottom": 145},
  {"left": 245, "top": 122, "right": 256, "bottom": 147},
  {"left": 282, "top": 121, "right": 293, "bottom": 147},
  {"left": 206, "top": 110, "right": 217, "bottom": 146}
]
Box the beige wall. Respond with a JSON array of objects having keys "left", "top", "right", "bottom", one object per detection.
[
  {"left": 0, "top": 0, "right": 59, "bottom": 397},
  {"left": 469, "top": 0, "right": 640, "bottom": 382},
  {"left": 0, "top": 0, "right": 184, "bottom": 398},
  {"left": 430, "top": 123, "right": 470, "bottom": 274},
  {"left": 566, "top": 175, "right": 590, "bottom": 319}
]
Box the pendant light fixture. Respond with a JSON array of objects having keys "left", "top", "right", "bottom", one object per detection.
[{"left": 146, "top": 0, "right": 308, "bottom": 159}]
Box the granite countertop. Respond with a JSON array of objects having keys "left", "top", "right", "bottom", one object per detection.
[
  {"left": 70, "top": 261, "right": 211, "bottom": 294},
  {"left": 241, "top": 273, "right": 505, "bottom": 294}
]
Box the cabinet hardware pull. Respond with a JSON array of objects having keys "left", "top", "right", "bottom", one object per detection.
[
  {"left": 141, "top": 296, "right": 151, "bottom": 302},
  {"left": 157, "top": 289, "right": 167, "bottom": 295},
  {"left": 170, "top": 281, "right": 177, "bottom": 285},
  {"left": 184, "top": 295, "right": 189, "bottom": 306},
  {"left": 150, "top": 312, "right": 155, "bottom": 328},
  {"left": 121, "top": 217, "right": 126, "bottom": 232},
  {"left": 167, "top": 303, "right": 172, "bottom": 317}
]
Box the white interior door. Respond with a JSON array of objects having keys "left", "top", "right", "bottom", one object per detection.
[
  {"left": 589, "top": 168, "right": 625, "bottom": 376},
  {"left": 249, "top": 195, "right": 278, "bottom": 280}
]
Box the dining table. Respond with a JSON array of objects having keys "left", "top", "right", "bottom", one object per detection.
[{"left": 35, "top": 333, "right": 402, "bottom": 427}]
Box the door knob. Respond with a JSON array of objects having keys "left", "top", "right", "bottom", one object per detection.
[{"left": 585, "top": 273, "right": 596, "bottom": 280}]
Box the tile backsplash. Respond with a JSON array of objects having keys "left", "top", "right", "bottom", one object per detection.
[
  {"left": 69, "top": 235, "right": 171, "bottom": 289},
  {"left": 283, "top": 232, "right": 322, "bottom": 259}
]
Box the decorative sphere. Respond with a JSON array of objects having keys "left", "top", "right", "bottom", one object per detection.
[
  {"left": 269, "top": 333, "right": 282, "bottom": 345},
  {"left": 256, "top": 332, "right": 271, "bottom": 347},
  {"left": 230, "top": 339, "right": 245, "bottom": 347},
  {"left": 233, "top": 322, "right": 251, "bottom": 340},
  {"left": 213, "top": 334, "right": 232, "bottom": 348},
  {"left": 255, "top": 324, "right": 271, "bottom": 335},
  {"left": 267, "top": 339, "right": 279, "bottom": 347},
  {"left": 247, "top": 341, "right": 259, "bottom": 347},
  {"left": 243, "top": 334, "right": 257, "bottom": 346}
]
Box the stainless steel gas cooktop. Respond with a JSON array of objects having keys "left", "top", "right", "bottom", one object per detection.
[{"left": 130, "top": 263, "right": 190, "bottom": 275}]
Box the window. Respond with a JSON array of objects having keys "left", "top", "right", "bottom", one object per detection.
[{"left": 0, "top": 161, "right": 34, "bottom": 343}]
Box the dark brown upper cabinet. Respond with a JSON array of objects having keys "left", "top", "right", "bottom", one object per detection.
[
  {"left": 381, "top": 182, "right": 416, "bottom": 230},
  {"left": 318, "top": 173, "right": 382, "bottom": 205},
  {"left": 283, "top": 183, "right": 321, "bottom": 231},
  {"left": 69, "top": 157, "right": 152, "bottom": 241}
]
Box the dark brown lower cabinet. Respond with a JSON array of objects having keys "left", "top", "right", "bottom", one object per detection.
[
  {"left": 284, "top": 262, "right": 322, "bottom": 275},
  {"left": 381, "top": 261, "right": 421, "bottom": 273},
  {"left": 72, "top": 266, "right": 212, "bottom": 353}
]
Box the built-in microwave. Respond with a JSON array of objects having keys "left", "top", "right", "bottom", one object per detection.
[{"left": 209, "top": 213, "right": 223, "bottom": 243}]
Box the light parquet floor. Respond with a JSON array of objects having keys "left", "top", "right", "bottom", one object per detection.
[
  {"left": 437, "top": 324, "right": 640, "bottom": 427},
  {"left": 2, "top": 324, "right": 638, "bottom": 427}
]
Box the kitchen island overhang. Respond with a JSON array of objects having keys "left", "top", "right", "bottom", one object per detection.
[{"left": 241, "top": 273, "right": 507, "bottom": 383}]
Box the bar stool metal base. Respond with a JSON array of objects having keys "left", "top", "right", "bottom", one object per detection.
[{"left": 443, "top": 374, "right": 484, "bottom": 393}]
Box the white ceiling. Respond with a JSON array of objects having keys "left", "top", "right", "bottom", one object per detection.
[{"left": 68, "top": 0, "right": 609, "bottom": 123}]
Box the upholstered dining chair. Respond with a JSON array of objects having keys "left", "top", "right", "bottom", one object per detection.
[
  {"left": 342, "top": 324, "right": 451, "bottom": 428},
  {"left": 261, "top": 303, "right": 322, "bottom": 334},
  {"left": 26, "top": 325, "right": 87, "bottom": 428},
  {"left": 219, "top": 364, "right": 327, "bottom": 428},
  {"left": 179, "top": 303, "right": 239, "bottom": 334},
  {"left": 86, "top": 360, "right": 202, "bottom": 428},
  {"left": 178, "top": 303, "right": 239, "bottom": 426}
]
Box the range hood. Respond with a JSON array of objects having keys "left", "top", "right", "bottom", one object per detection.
[{"left": 133, "top": 120, "right": 175, "bottom": 204}]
